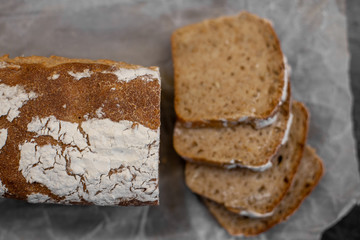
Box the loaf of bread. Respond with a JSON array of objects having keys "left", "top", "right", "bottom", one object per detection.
[
  {"left": 185, "top": 101, "right": 308, "bottom": 215},
  {"left": 172, "top": 11, "right": 286, "bottom": 126},
  {"left": 203, "top": 146, "right": 324, "bottom": 237},
  {"left": 0, "top": 55, "right": 160, "bottom": 206},
  {"left": 174, "top": 85, "right": 291, "bottom": 169}
]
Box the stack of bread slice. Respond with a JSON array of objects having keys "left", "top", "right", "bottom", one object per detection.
[{"left": 171, "top": 12, "right": 324, "bottom": 237}]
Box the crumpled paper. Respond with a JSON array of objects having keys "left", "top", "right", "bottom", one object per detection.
[{"left": 0, "top": 0, "right": 359, "bottom": 239}]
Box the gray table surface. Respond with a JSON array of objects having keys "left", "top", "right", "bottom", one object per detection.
[
  {"left": 321, "top": 0, "right": 360, "bottom": 239},
  {"left": 0, "top": 1, "right": 358, "bottom": 239}
]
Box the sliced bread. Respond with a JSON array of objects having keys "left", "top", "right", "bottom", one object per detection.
[
  {"left": 185, "top": 101, "right": 308, "bottom": 214},
  {"left": 174, "top": 86, "right": 291, "bottom": 169},
  {"left": 203, "top": 146, "right": 324, "bottom": 237},
  {"left": 172, "top": 11, "right": 286, "bottom": 125}
]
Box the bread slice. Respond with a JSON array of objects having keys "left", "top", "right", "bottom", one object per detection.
[
  {"left": 185, "top": 101, "right": 308, "bottom": 214},
  {"left": 172, "top": 11, "right": 286, "bottom": 125},
  {"left": 0, "top": 55, "right": 160, "bottom": 206},
  {"left": 174, "top": 86, "right": 291, "bottom": 169},
  {"left": 203, "top": 146, "right": 324, "bottom": 237}
]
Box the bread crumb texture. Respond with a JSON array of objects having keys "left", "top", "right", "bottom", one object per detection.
[
  {"left": 173, "top": 12, "right": 285, "bottom": 122},
  {"left": 185, "top": 102, "right": 309, "bottom": 214}
]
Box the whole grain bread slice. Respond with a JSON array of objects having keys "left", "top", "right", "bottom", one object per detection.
[
  {"left": 174, "top": 86, "right": 291, "bottom": 169},
  {"left": 203, "top": 146, "right": 324, "bottom": 237},
  {"left": 184, "top": 101, "right": 308, "bottom": 214},
  {"left": 172, "top": 11, "right": 286, "bottom": 125}
]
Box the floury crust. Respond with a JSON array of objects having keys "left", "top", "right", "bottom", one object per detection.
[{"left": 0, "top": 55, "right": 161, "bottom": 206}]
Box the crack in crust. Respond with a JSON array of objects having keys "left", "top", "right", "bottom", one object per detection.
[
  {"left": 0, "top": 56, "right": 160, "bottom": 206},
  {"left": 18, "top": 116, "right": 159, "bottom": 205}
]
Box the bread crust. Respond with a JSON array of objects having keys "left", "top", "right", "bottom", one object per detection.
[
  {"left": 0, "top": 54, "right": 159, "bottom": 71},
  {"left": 0, "top": 55, "right": 160, "bottom": 206}
]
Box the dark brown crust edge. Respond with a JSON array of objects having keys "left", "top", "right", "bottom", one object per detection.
[
  {"left": 202, "top": 145, "right": 324, "bottom": 237},
  {"left": 0, "top": 54, "right": 159, "bottom": 71},
  {"left": 244, "top": 146, "right": 325, "bottom": 236},
  {"left": 25, "top": 199, "right": 159, "bottom": 206},
  {"left": 172, "top": 11, "right": 285, "bottom": 123},
  {"left": 224, "top": 101, "right": 309, "bottom": 214}
]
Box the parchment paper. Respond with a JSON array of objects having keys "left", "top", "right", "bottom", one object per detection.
[{"left": 0, "top": 0, "right": 359, "bottom": 239}]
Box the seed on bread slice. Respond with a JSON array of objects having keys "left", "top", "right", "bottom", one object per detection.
[
  {"left": 203, "top": 146, "right": 324, "bottom": 237},
  {"left": 185, "top": 101, "right": 308, "bottom": 214},
  {"left": 174, "top": 85, "right": 291, "bottom": 169},
  {"left": 172, "top": 11, "right": 286, "bottom": 125}
]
